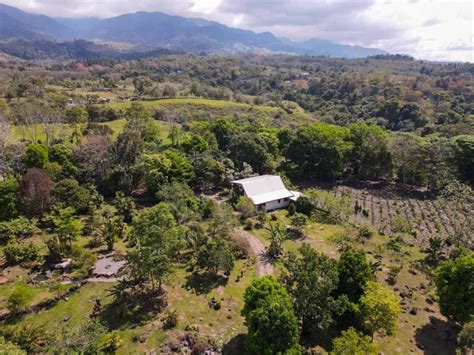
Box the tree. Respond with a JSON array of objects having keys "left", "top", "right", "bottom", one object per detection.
[
  {"left": 124, "top": 103, "right": 152, "bottom": 136},
  {"left": 114, "top": 192, "right": 136, "bottom": 223},
  {"left": 23, "top": 144, "right": 49, "bottom": 169},
  {"left": 20, "top": 168, "right": 54, "bottom": 217},
  {"left": 133, "top": 77, "right": 152, "bottom": 96},
  {"left": 65, "top": 106, "right": 89, "bottom": 143},
  {"left": 125, "top": 203, "right": 184, "bottom": 292},
  {"left": 348, "top": 123, "right": 392, "bottom": 180},
  {"left": 0, "top": 112, "right": 10, "bottom": 174},
  {"left": 434, "top": 254, "right": 474, "bottom": 324},
  {"left": 337, "top": 249, "right": 372, "bottom": 303},
  {"left": 227, "top": 131, "right": 273, "bottom": 174},
  {"left": 91, "top": 207, "right": 123, "bottom": 251},
  {"left": 389, "top": 133, "right": 429, "bottom": 186},
  {"left": 0, "top": 175, "right": 19, "bottom": 221},
  {"left": 155, "top": 182, "right": 198, "bottom": 225},
  {"left": 181, "top": 135, "right": 209, "bottom": 154},
  {"left": 282, "top": 243, "right": 340, "bottom": 333},
  {"left": 266, "top": 223, "right": 286, "bottom": 260},
  {"left": 75, "top": 134, "right": 110, "bottom": 185},
  {"left": 454, "top": 135, "right": 474, "bottom": 185},
  {"left": 242, "top": 276, "right": 301, "bottom": 355},
  {"left": 360, "top": 281, "right": 401, "bottom": 340},
  {"left": 280, "top": 123, "right": 352, "bottom": 179},
  {"left": 191, "top": 155, "right": 225, "bottom": 192},
  {"left": 235, "top": 196, "right": 256, "bottom": 219},
  {"left": 196, "top": 236, "right": 235, "bottom": 276},
  {"left": 52, "top": 207, "right": 84, "bottom": 253},
  {"left": 53, "top": 178, "right": 93, "bottom": 214},
  {"left": 331, "top": 327, "right": 378, "bottom": 355}
]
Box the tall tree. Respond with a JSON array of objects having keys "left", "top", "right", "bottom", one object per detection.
[
  {"left": 348, "top": 123, "right": 392, "bottom": 180},
  {"left": 435, "top": 254, "right": 474, "bottom": 324},
  {"left": 337, "top": 249, "right": 372, "bottom": 303},
  {"left": 125, "top": 203, "right": 184, "bottom": 292},
  {"left": 20, "top": 168, "right": 54, "bottom": 217},
  {"left": 360, "top": 281, "right": 401, "bottom": 340},
  {"left": 242, "top": 276, "right": 301, "bottom": 355},
  {"left": 281, "top": 123, "right": 352, "bottom": 180},
  {"left": 282, "top": 243, "right": 340, "bottom": 333}
]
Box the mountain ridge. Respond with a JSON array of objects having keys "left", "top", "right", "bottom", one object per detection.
[{"left": 0, "top": 3, "right": 388, "bottom": 59}]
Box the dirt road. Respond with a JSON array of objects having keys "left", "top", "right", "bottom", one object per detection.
[{"left": 234, "top": 228, "right": 274, "bottom": 276}]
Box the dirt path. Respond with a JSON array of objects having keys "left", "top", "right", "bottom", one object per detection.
[{"left": 234, "top": 228, "right": 274, "bottom": 276}]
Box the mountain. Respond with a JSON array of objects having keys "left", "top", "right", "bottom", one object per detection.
[
  {"left": 0, "top": 4, "right": 387, "bottom": 59},
  {"left": 0, "top": 39, "right": 179, "bottom": 60},
  {"left": 0, "top": 3, "right": 72, "bottom": 39}
]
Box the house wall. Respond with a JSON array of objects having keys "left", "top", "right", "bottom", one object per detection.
[{"left": 258, "top": 198, "right": 291, "bottom": 212}]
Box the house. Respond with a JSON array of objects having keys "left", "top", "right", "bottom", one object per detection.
[{"left": 231, "top": 175, "right": 300, "bottom": 212}]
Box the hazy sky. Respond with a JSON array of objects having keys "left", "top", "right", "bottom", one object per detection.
[{"left": 4, "top": 0, "right": 473, "bottom": 62}]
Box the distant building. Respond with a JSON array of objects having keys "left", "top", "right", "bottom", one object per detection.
[{"left": 231, "top": 175, "right": 300, "bottom": 212}]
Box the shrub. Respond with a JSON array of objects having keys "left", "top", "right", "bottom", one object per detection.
[
  {"left": 99, "top": 331, "right": 122, "bottom": 353},
  {"left": 244, "top": 218, "right": 253, "bottom": 231},
  {"left": 0, "top": 336, "right": 25, "bottom": 354},
  {"left": 358, "top": 225, "right": 374, "bottom": 240},
  {"left": 290, "top": 212, "right": 308, "bottom": 229},
  {"left": 0, "top": 217, "right": 39, "bottom": 242},
  {"left": 0, "top": 324, "right": 48, "bottom": 353},
  {"left": 458, "top": 321, "right": 474, "bottom": 354},
  {"left": 287, "top": 202, "right": 296, "bottom": 216},
  {"left": 235, "top": 196, "right": 256, "bottom": 219},
  {"left": 70, "top": 247, "right": 97, "bottom": 279},
  {"left": 4, "top": 242, "right": 40, "bottom": 265},
  {"left": 7, "top": 284, "right": 35, "bottom": 314},
  {"left": 162, "top": 310, "right": 178, "bottom": 329},
  {"left": 390, "top": 215, "right": 413, "bottom": 234}
]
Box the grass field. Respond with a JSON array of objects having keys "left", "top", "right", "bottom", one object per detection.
[
  {"left": 107, "top": 98, "right": 280, "bottom": 113},
  {"left": 6, "top": 119, "right": 171, "bottom": 145}
]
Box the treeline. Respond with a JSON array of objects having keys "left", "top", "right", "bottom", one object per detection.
[{"left": 1, "top": 53, "right": 472, "bottom": 137}]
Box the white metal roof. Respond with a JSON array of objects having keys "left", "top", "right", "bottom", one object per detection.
[
  {"left": 251, "top": 189, "right": 294, "bottom": 205},
  {"left": 231, "top": 175, "right": 296, "bottom": 205}
]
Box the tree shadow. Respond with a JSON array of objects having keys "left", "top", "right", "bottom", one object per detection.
[
  {"left": 414, "top": 316, "right": 460, "bottom": 354},
  {"left": 222, "top": 333, "right": 248, "bottom": 355},
  {"left": 184, "top": 272, "right": 228, "bottom": 295},
  {"left": 300, "top": 325, "right": 344, "bottom": 352},
  {"left": 99, "top": 285, "right": 167, "bottom": 330}
]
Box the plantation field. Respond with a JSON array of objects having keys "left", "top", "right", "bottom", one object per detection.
[{"left": 329, "top": 183, "right": 473, "bottom": 246}]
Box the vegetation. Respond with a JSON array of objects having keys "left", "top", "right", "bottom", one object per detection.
[
  {"left": 0, "top": 53, "right": 472, "bottom": 354},
  {"left": 242, "top": 276, "right": 301, "bottom": 354}
]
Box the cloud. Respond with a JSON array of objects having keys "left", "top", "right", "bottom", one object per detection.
[{"left": 2, "top": 0, "right": 472, "bottom": 61}]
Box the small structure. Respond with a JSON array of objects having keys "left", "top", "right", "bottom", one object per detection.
[{"left": 231, "top": 175, "right": 300, "bottom": 212}]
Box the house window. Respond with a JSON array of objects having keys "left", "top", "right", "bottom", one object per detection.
[
  {"left": 284, "top": 198, "right": 289, "bottom": 202},
  {"left": 278, "top": 199, "right": 281, "bottom": 203}
]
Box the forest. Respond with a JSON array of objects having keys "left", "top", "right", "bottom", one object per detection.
[{"left": 0, "top": 53, "right": 472, "bottom": 354}]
